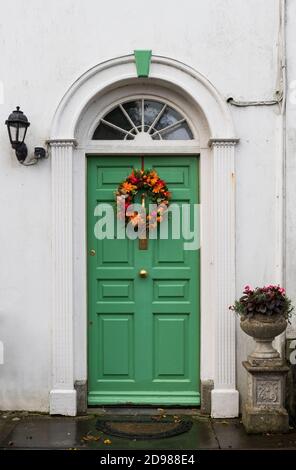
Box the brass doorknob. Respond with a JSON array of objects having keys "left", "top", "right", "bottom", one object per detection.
[
  {"left": 139, "top": 269, "right": 148, "bottom": 278},
  {"left": 89, "top": 249, "right": 96, "bottom": 256}
]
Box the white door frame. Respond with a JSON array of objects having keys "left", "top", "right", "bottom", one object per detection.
[{"left": 48, "top": 55, "right": 239, "bottom": 417}]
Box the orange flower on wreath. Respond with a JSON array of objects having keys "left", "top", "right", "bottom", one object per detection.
[
  {"left": 152, "top": 185, "right": 162, "bottom": 193},
  {"left": 121, "top": 182, "right": 136, "bottom": 192}
]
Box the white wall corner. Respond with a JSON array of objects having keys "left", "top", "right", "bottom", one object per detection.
[
  {"left": 211, "top": 389, "right": 239, "bottom": 418},
  {"left": 49, "top": 390, "right": 77, "bottom": 416}
]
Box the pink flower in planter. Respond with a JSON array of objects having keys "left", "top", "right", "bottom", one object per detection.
[
  {"left": 243, "top": 284, "right": 253, "bottom": 293},
  {"left": 262, "top": 284, "right": 274, "bottom": 292}
]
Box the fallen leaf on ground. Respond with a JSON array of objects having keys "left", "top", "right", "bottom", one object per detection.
[
  {"left": 82, "top": 434, "right": 101, "bottom": 442},
  {"left": 152, "top": 413, "right": 167, "bottom": 420},
  {"left": 104, "top": 439, "right": 112, "bottom": 445},
  {"left": 151, "top": 415, "right": 162, "bottom": 421}
]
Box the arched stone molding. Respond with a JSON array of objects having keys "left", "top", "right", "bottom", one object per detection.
[{"left": 48, "top": 54, "right": 239, "bottom": 418}]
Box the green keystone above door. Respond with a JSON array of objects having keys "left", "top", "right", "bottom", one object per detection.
[
  {"left": 134, "top": 50, "right": 152, "bottom": 77},
  {"left": 87, "top": 155, "right": 200, "bottom": 405}
]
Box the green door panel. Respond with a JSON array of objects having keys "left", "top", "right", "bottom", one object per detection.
[{"left": 87, "top": 155, "right": 200, "bottom": 405}]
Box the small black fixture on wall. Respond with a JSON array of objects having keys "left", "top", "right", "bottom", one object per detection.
[{"left": 5, "top": 106, "right": 47, "bottom": 165}]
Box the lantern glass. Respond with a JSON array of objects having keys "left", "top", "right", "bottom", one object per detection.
[
  {"left": 5, "top": 107, "right": 30, "bottom": 147},
  {"left": 16, "top": 123, "right": 27, "bottom": 144},
  {"left": 8, "top": 123, "right": 17, "bottom": 143}
]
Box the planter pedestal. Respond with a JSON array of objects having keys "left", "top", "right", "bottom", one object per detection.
[
  {"left": 242, "top": 361, "right": 289, "bottom": 433},
  {"left": 247, "top": 339, "right": 284, "bottom": 367}
]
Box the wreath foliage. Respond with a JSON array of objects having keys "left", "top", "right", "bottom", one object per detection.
[{"left": 116, "top": 168, "right": 171, "bottom": 229}]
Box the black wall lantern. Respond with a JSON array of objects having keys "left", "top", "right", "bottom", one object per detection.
[{"left": 5, "top": 106, "right": 47, "bottom": 165}]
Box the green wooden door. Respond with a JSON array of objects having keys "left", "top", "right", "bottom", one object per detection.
[{"left": 87, "top": 156, "right": 200, "bottom": 405}]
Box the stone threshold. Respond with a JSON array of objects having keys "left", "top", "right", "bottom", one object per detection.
[{"left": 87, "top": 406, "right": 203, "bottom": 416}]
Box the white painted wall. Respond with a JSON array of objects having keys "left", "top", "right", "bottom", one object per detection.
[
  {"left": 0, "top": 0, "right": 285, "bottom": 411},
  {"left": 286, "top": 0, "right": 296, "bottom": 340}
]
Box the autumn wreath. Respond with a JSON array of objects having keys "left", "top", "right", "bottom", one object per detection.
[{"left": 116, "top": 168, "right": 171, "bottom": 229}]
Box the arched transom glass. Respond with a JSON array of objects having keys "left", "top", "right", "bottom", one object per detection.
[{"left": 92, "top": 99, "right": 194, "bottom": 141}]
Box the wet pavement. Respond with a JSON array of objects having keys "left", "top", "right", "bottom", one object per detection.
[{"left": 0, "top": 408, "right": 296, "bottom": 450}]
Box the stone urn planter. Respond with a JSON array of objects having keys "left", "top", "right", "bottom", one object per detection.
[
  {"left": 230, "top": 284, "right": 294, "bottom": 433},
  {"left": 240, "top": 313, "right": 287, "bottom": 366}
]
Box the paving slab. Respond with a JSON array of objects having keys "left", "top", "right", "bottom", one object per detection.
[{"left": 212, "top": 419, "right": 296, "bottom": 449}]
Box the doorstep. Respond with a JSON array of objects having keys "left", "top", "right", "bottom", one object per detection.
[{"left": 87, "top": 406, "right": 201, "bottom": 416}]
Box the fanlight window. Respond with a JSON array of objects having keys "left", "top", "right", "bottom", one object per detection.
[{"left": 92, "top": 99, "right": 193, "bottom": 141}]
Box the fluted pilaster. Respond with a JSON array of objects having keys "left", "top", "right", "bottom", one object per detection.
[
  {"left": 210, "top": 138, "right": 239, "bottom": 418},
  {"left": 48, "top": 139, "right": 77, "bottom": 416}
]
